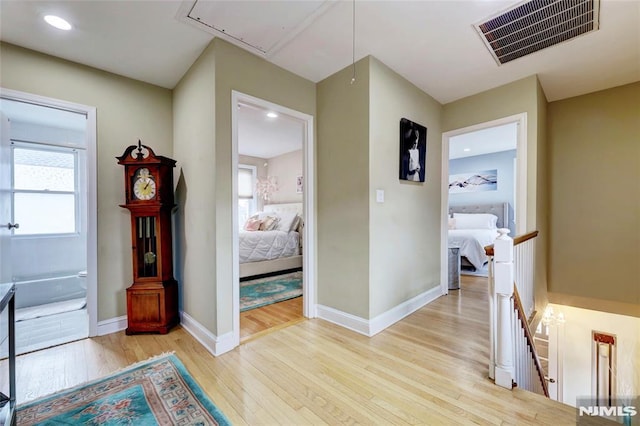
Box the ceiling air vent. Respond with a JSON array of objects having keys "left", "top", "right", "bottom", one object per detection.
[{"left": 475, "top": 0, "right": 600, "bottom": 65}]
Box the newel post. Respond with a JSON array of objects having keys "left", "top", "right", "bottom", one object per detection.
[{"left": 494, "top": 228, "right": 514, "bottom": 389}]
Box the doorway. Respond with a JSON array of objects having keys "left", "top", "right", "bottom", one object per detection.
[
  {"left": 0, "top": 88, "right": 97, "bottom": 355},
  {"left": 440, "top": 113, "right": 527, "bottom": 294},
  {"left": 231, "top": 91, "right": 315, "bottom": 346}
]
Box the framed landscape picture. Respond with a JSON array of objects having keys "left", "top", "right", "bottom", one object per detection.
[{"left": 399, "top": 118, "right": 427, "bottom": 182}]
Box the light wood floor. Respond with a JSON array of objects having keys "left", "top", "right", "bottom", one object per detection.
[
  {"left": 1, "top": 276, "right": 578, "bottom": 425},
  {"left": 240, "top": 296, "right": 304, "bottom": 343}
]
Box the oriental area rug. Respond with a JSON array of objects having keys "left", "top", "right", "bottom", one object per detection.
[
  {"left": 17, "top": 353, "right": 231, "bottom": 426},
  {"left": 240, "top": 271, "right": 302, "bottom": 312}
]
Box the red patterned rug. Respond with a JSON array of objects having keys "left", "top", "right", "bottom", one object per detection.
[{"left": 17, "top": 353, "right": 231, "bottom": 425}]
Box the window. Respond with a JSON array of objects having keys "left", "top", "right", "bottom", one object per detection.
[
  {"left": 12, "top": 145, "right": 78, "bottom": 235},
  {"left": 238, "top": 165, "right": 257, "bottom": 230}
]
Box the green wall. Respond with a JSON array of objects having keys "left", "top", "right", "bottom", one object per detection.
[
  {"left": 172, "top": 43, "right": 217, "bottom": 331},
  {"left": 369, "top": 58, "right": 442, "bottom": 317},
  {"left": 547, "top": 82, "right": 640, "bottom": 316},
  {"left": 316, "top": 57, "right": 371, "bottom": 318},
  {"left": 0, "top": 42, "right": 174, "bottom": 322},
  {"left": 316, "top": 57, "right": 443, "bottom": 320},
  {"left": 173, "top": 39, "right": 317, "bottom": 335}
]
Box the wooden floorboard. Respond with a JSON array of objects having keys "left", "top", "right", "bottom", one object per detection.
[{"left": 1, "top": 275, "right": 578, "bottom": 424}]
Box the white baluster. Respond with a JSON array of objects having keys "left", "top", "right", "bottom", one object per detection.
[{"left": 494, "top": 228, "right": 514, "bottom": 389}]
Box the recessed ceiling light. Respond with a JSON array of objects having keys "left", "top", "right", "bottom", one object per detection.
[
  {"left": 266, "top": 112, "right": 278, "bottom": 118},
  {"left": 44, "top": 15, "right": 72, "bottom": 31},
  {"left": 463, "top": 148, "right": 471, "bottom": 152}
]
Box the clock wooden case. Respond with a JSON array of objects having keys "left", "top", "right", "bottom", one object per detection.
[{"left": 117, "top": 141, "right": 178, "bottom": 334}]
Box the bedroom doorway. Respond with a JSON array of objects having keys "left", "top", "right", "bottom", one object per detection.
[
  {"left": 440, "top": 113, "right": 527, "bottom": 294},
  {"left": 231, "top": 91, "right": 315, "bottom": 344}
]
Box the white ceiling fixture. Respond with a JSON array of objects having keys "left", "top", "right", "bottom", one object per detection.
[
  {"left": 44, "top": 15, "right": 72, "bottom": 31},
  {"left": 266, "top": 112, "right": 278, "bottom": 118},
  {"left": 475, "top": 0, "right": 600, "bottom": 65}
]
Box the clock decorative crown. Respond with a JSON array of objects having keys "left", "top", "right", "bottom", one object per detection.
[{"left": 116, "top": 140, "right": 176, "bottom": 205}]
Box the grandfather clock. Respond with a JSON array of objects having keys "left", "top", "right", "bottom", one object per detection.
[{"left": 117, "top": 141, "right": 178, "bottom": 334}]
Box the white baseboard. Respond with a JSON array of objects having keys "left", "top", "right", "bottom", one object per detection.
[
  {"left": 369, "top": 285, "right": 443, "bottom": 336},
  {"left": 316, "top": 305, "right": 370, "bottom": 336},
  {"left": 97, "top": 315, "right": 127, "bottom": 336},
  {"left": 317, "top": 285, "right": 443, "bottom": 337},
  {"left": 180, "top": 312, "right": 237, "bottom": 357}
]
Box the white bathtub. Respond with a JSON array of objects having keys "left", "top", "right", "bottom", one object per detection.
[{"left": 15, "top": 272, "right": 86, "bottom": 310}]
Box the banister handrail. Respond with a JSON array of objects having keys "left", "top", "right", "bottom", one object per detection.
[
  {"left": 485, "top": 230, "right": 539, "bottom": 256},
  {"left": 512, "top": 284, "right": 549, "bottom": 398}
]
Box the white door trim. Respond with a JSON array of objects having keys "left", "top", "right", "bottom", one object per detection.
[
  {"left": 0, "top": 87, "right": 98, "bottom": 337},
  {"left": 440, "top": 113, "right": 527, "bottom": 295},
  {"left": 231, "top": 91, "right": 316, "bottom": 347}
]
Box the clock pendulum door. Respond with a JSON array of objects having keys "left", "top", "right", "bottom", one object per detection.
[{"left": 138, "top": 216, "right": 157, "bottom": 278}]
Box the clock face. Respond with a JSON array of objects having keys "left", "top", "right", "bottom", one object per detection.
[{"left": 132, "top": 168, "right": 157, "bottom": 200}]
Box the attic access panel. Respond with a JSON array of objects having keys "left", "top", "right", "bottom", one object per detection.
[
  {"left": 182, "top": 0, "right": 328, "bottom": 56},
  {"left": 475, "top": 0, "right": 600, "bottom": 65}
]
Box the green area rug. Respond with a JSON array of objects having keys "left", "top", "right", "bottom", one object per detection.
[
  {"left": 17, "top": 353, "right": 231, "bottom": 426},
  {"left": 240, "top": 271, "right": 302, "bottom": 312}
]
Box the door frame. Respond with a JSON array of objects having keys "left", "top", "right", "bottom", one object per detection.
[
  {"left": 231, "top": 90, "right": 316, "bottom": 345},
  {"left": 440, "top": 113, "right": 527, "bottom": 295},
  {"left": 0, "top": 87, "right": 98, "bottom": 337}
]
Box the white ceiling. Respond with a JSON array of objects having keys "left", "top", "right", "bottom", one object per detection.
[
  {"left": 0, "top": 1, "right": 638, "bottom": 104},
  {"left": 238, "top": 103, "right": 303, "bottom": 159},
  {"left": 449, "top": 122, "right": 517, "bottom": 160}
]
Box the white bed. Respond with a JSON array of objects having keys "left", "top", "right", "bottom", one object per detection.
[
  {"left": 448, "top": 203, "right": 508, "bottom": 271},
  {"left": 239, "top": 203, "right": 303, "bottom": 279}
]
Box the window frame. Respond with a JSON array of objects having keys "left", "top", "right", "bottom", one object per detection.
[
  {"left": 11, "top": 141, "right": 80, "bottom": 238},
  {"left": 238, "top": 164, "right": 257, "bottom": 230}
]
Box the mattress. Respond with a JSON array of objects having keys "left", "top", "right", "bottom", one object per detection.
[
  {"left": 239, "top": 230, "right": 300, "bottom": 263},
  {"left": 448, "top": 229, "right": 498, "bottom": 270}
]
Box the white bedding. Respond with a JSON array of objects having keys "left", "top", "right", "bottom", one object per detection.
[
  {"left": 448, "top": 229, "right": 498, "bottom": 270},
  {"left": 239, "top": 230, "right": 300, "bottom": 263}
]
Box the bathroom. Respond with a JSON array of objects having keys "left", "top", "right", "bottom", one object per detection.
[{"left": 0, "top": 97, "right": 91, "bottom": 355}]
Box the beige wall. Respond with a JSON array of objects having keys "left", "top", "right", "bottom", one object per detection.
[
  {"left": 369, "top": 58, "right": 443, "bottom": 317},
  {"left": 443, "top": 76, "right": 540, "bottom": 231},
  {"left": 535, "top": 78, "right": 550, "bottom": 317},
  {"left": 0, "top": 43, "right": 174, "bottom": 321},
  {"left": 175, "top": 39, "right": 315, "bottom": 335},
  {"left": 442, "top": 75, "right": 549, "bottom": 317},
  {"left": 213, "top": 39, "right": 316, "bottom": 334},
  {"left": 268, "top": 149, "right": 303, "bottom": 205},
  {"left": 173, "top": 43, "right": 217, "bottom": 330},
  {"left": 317, "top": 57, "right": 371, "bottom": 318},
  {"left": 547, "top": 82, "right": 640, "bottom": 316}
]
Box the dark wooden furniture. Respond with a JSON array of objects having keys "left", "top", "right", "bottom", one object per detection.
[
  {"left": 0, "top": 283, "right": 16, "bottom": 426},
  {"left": 117, "top": 141, "right": 178, "bottom": 335}
]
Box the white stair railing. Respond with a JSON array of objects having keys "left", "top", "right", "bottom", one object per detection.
[
  {"left": 513, "top": 231, "right": 538, "bottom": 320},
  {"left": 487, "top": 229, "right": 547, "bottom": 397}
]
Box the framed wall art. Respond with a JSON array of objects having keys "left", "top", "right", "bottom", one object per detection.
[{"left": 399, "top": 118, "right": 427, "bottom": 182}]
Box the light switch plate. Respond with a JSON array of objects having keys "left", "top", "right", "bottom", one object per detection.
[{"left": 376, "top": 189, "right": 384, "bottom": 203}]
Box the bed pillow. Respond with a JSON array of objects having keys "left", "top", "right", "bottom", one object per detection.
[
  {"left": 453, "top": 213, "right": 498, "bottom": 229},
  {"left": 275, "top": 211, "right": 299, "bottom": 232},
  {"left": 448, "top": 217, "right": 456, "bottom": 230},
  {"left": 243, "top": 218, "right": 262, "bottom": 231},
  {"left": 259, "top": 215, "right": 280, "bottom": 231}
]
